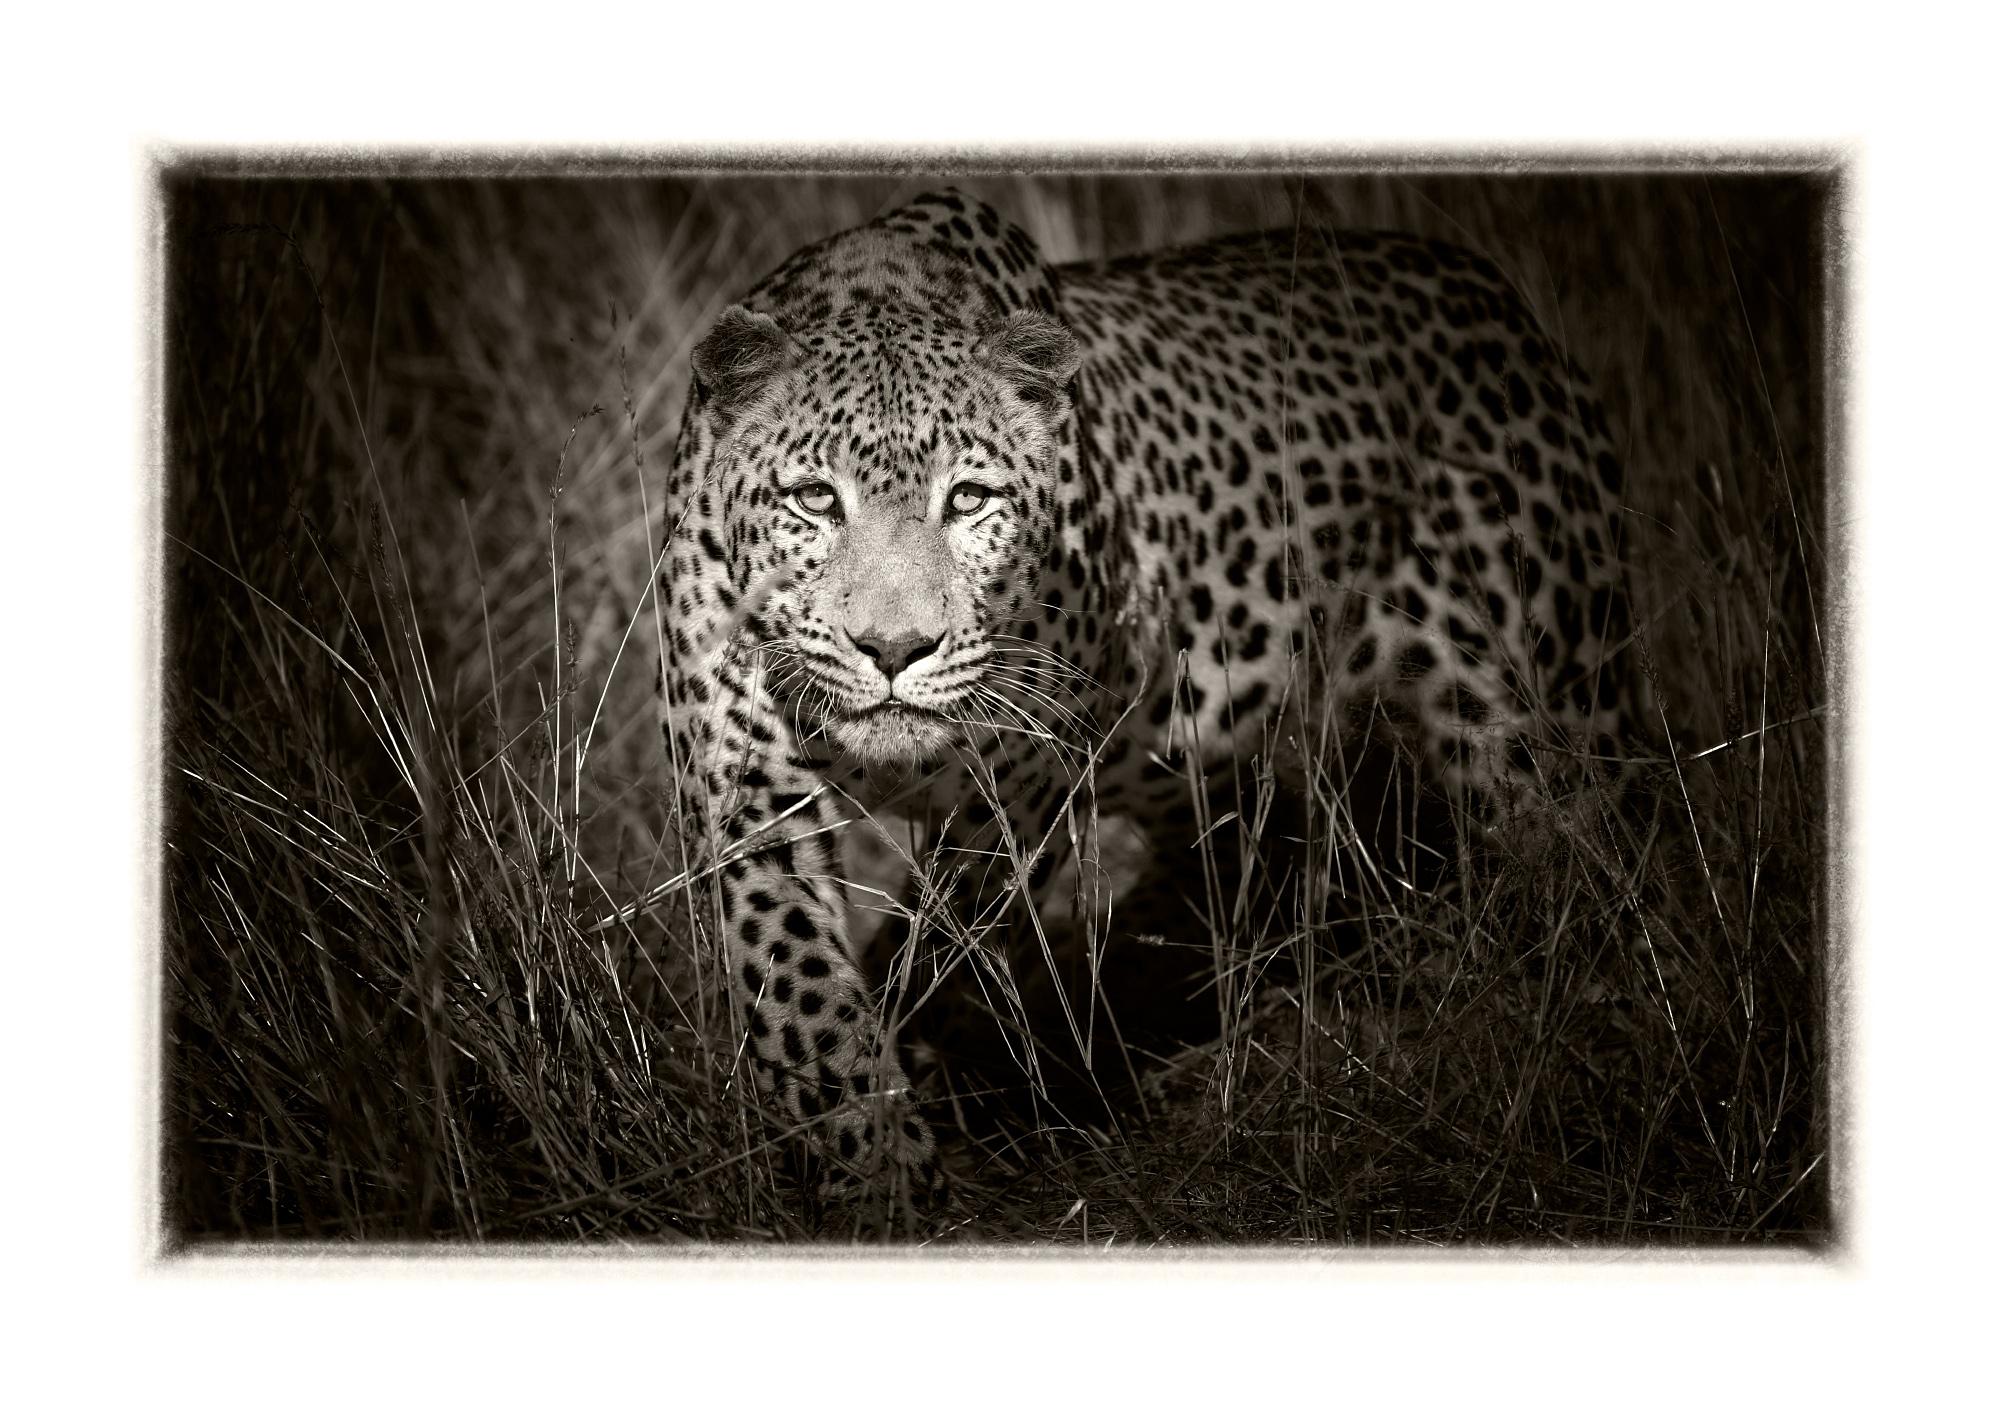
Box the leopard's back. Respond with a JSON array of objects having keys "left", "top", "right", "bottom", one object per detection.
[{"left": 1060, "top": 227, "right": 1638, "bottom": 809}]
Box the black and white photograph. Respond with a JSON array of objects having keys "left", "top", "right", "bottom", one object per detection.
[
  {"left": 161, "top": 168, "right": 1833, "bottom": 1246},
  {"left": 11, "top": 10, "right": 1997, "bottom": 1406}
]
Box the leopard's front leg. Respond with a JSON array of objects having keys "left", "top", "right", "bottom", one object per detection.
[
  {"left": 890, "top": 741, "right": 1122, "bottom": 1094},
  {"left": 709, "top": 759, "right": 941, "bottom": 1202}
]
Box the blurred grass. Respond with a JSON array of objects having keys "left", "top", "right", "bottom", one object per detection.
[{"left": 161, "top": 169, "right": 1830, "bottom": 1244}]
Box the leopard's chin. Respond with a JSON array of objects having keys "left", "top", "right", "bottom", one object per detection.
[{"left": 827, "top": 704, "right": 959, "bottom": 767}]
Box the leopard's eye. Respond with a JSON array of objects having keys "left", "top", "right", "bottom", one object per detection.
[
  {"left": 947, "top": 483, "right": 996, "bottom": 518},
  {"left": 790, "top": 482, "right": 839, "bottom": 518}
]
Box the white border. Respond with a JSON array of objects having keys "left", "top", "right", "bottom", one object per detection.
[{"left": 8, "top": 3, "right": 1999, "bottom": 1407}]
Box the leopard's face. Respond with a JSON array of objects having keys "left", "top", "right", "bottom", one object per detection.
[{"left": 700, "top": 304, "right": 1080, "bottom": 767}]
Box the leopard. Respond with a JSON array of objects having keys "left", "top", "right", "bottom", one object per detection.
[{"left": 655, "top": 187, "right": 1639, "bottom": 1207}]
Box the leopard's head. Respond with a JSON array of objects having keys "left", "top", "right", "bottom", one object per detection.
[{"left": 688, "top": 289, "right": 1081, "bottom": 767}]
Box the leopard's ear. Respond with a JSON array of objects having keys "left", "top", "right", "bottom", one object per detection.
[
  {"left": 690, "top": 305, "right": 797, "bottom": 413},
  {"left": 974, "top": 309, "right": 1081, "bottom": 408}
]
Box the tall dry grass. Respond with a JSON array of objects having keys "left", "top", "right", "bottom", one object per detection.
[{"left": 162, "top": 170, "right": 1830, "bottom": 1243}]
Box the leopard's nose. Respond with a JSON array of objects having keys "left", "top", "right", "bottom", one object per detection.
[{"left": 849, "top": 629, "right": 940, "bottom": 681}]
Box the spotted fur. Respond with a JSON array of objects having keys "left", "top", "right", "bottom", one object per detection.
[{"left": 657, "top": 189, "right": 1638, "bottom": 1200}]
